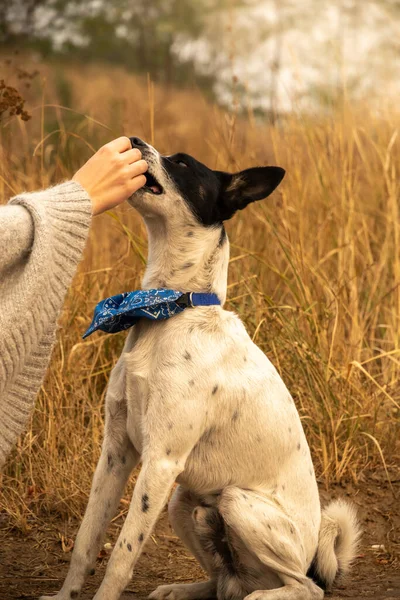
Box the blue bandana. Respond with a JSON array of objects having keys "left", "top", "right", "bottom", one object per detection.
[{"left": 83, "top": 289, "right": 220, "bottom": 339}]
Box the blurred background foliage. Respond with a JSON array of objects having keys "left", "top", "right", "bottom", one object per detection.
[{"left": 1, "top": 0, "right": 400, "bottom": 115}]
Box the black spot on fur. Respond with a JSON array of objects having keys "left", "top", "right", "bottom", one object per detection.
[
  {"left": 183, "top": 262, "right": 194, "bottom": 269},
  {"left": 107, "top": 453, "right": 114, "bottom": 470},
  {"left": 142, "top": 494, "right": 150, "bottom": 512},
  {"left": 267, "top": 524, "right": 272, "bottom": 530},
  {"left": 70, "top": 592, "right": 79, "bottom": 599},
  {"left": 200, "top": 426, "right": 217, "bottom": 444},
  {"left": 121, "top": 455, "right": 126, "bottom": 465},
  {"left": 138, "top": 533, "right": 144, "bottom": 542},
  {"left": 297, "top": 443, "right": 301, "bottom": 450},
  {"left": 189, "top": 423, "right": 194, "bottom": 429},
  {"left": 307, "top": 555, "right": 327, "bottom": 591},
  {"left": 127, "top": 543, "right": 132, "bottom": 552},
  {"left": 187, "top": 230, "right": 194, "bottom": 237},
  {"left": 189, "top": 380, "right": 195, "bottom": 386},
  {"left": 184, "top": 351, "right": 191, "bottom": 360},
  {"left": 218, "top": 226, "right": 227, "bottom": 247},
  {"left": 201, "top": 508, "right": 236, "bottom": 576},
  {"left": 212, "top": 384, "right": 219, "bottom": 395},
  {"left": 119, "top": 541, "right": 123, "bottom": 548},
  {"left": 166, "top": 448, "right": 171, "bottom": 456},
  {"left": 192, "top": 442, "right": 200, "bottom": 455},
  {"left": 232, "top": 410, "right": 239, "bottom": 422},
  {"left": 89, "top": 568, "right": 95, "bottom": 576},
  {"left": 243, "top": 355, "right": 247, "bottom": 362}
]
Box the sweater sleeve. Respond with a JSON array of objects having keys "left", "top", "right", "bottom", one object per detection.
[
  {"left": 0, "top": 181, "right": 92, "bottom": 469},
  {"left": 0, "top": 204, "right": 35, "bottom": 274}
]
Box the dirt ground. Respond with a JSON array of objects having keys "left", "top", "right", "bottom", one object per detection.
[{"left": 1, "top": 472, "right": 399, "bottom": 600}]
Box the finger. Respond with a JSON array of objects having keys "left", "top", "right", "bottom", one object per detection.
[
  {"left": 128, "top": 159, "right": 148, "bottom": 178},
  {"left": 123, "top": 148, "right": 142, "bottom": 164},
  {"left": 128, "top": 174, "right": 147, "bottom": 195},
  {"left": 106, "top": 136, "right": 131, "bottom": 153}
]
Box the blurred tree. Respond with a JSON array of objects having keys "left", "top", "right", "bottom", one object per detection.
[
  {"left": 0, "top": 0, "right": 233, "bottom": 92},
  {"left": 0, "top": 0, "right": 47, "bottom": 43},
  {"left": 0, "top": 0, "right": 251, "bottom": 94},
  {"left": 195, "top": 0, "right": 400, "bottom": 114},
  {"left": 1, "top": 0, "right": 398, "bottom": 111},
  {"left": 57, "top": 0, "right": 205, "bottom": 83}
]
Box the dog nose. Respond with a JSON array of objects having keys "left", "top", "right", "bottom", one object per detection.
[{"left": 130, "top": 136, "right": 147, "bottom": 149}]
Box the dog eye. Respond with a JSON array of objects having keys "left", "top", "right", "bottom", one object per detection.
[{"left": 178, "top": 161, "right": 188, "bottom": 168}]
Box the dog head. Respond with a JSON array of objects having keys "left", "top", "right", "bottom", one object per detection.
[{"left": 128, "top": 137, "right": 285, "bottom": 226}]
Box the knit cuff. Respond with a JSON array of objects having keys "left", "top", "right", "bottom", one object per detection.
[{"left": 9, "top": 179, "right": 92, "bottom": 240}]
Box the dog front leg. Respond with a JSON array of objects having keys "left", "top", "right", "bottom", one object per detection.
[
  {"left": 92, "top": 457, "right": 182, "bottom": 600},
  {"left": 40, "top": 432, "right": 139, "bottom": 600}
]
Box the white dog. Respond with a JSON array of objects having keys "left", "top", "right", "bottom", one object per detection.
[{"left": 41, "top": 138, "right": 360, "bottom": 600}]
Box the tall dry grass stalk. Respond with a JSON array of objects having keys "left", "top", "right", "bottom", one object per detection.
[{"left": 0, "top": 56, "right": 399, "bottom": 528}]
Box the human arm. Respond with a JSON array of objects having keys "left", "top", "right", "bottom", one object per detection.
[{"left": 0, "top": 136, "right": 147, "bottom": 469}]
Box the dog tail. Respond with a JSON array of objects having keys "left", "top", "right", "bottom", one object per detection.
[{"left": 308, "top": 499, "right": 361, "bottom": 591}]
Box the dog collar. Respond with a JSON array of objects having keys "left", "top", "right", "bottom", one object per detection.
[{"left": 83, "top": 288, "right": 220, "bottom": 339}]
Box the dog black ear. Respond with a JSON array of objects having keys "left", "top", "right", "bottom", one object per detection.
[{"left": 217, "top": 166, "right": 285, "bottom": 221}]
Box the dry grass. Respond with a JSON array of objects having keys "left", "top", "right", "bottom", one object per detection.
[{"left": 0, "top": 55, "right": 399, "bottom": 528}]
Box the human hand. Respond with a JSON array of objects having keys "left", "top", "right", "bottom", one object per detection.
[{"left": 72, "top": 137, "right": 148, "bottom": 216}]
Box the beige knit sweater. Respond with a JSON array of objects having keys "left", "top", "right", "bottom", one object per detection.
[{"left": 0, "top": 181, "right": 92, "bottom": 470}]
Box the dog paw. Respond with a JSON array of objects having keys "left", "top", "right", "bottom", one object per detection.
[
  {"left": 149, "top": 584, "right": 192, "bottom": 600},
  {"left": 149, "top": 581, "right": 216, "bottom": 600},
  {"left": 149, "top": 585, "right": 177, "bottom": 600},
  {"left": 244, "top": 592, "right": 270, "bottom": 600}
]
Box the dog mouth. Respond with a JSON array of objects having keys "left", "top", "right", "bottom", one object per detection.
[{"left": 144, "top": 171, "right": 163, "bottom": 195}]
